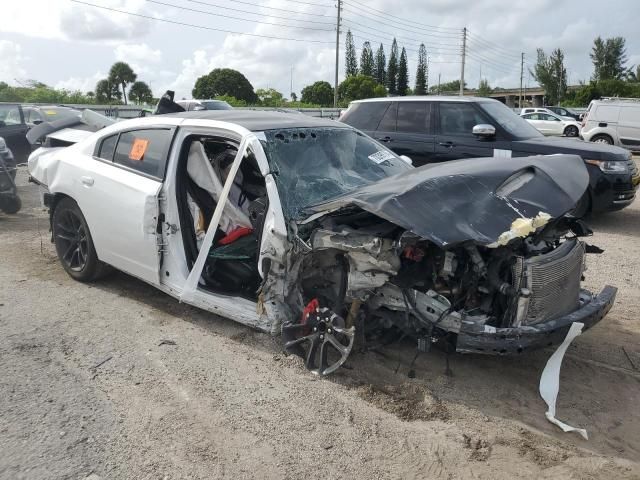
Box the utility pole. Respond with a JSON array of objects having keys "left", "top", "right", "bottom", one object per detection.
[
  {"left": 459, "top": 27, "right": 466, "bottom": 96},
  {"left": 437, "top": 73, "right": 441, "bottom": 95},
  {"left": 290, "top": 65, "right": 293, "bottom": 100},
  {"left": 333, "top": 0, "right": 341, "bottom": 107},
  {"left": 519, "top": 52, "right": 524, "bottom": 108}
]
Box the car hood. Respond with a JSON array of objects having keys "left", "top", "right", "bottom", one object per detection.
[
  {"left": 516, "top": 136, "right": 629, "bottom": 161},
  {"left": 307, "top": 154, "right": 589, "bottom": 247}
]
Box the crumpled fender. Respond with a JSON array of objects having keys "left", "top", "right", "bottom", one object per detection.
[{"left": 308, "top": 155, "right": 589, "bottom": 247}]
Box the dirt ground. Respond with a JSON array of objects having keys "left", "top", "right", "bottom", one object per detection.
[{"left": 1, "top": 165, "right": 639, "bottom": 480}]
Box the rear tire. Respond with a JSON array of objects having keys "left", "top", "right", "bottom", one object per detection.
[
  {"left": 591, "top": 134, "right": 613, "bottom": 145},
  {"left": 52, "top": 197, "right": 111, "bottom": 282},
  {"left": 564, "top": 125, "right": 579, "bottom": 137}
]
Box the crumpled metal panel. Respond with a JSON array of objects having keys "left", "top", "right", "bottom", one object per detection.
[{"left": 308, "top": 155, "right": 589, "bottom": 248}]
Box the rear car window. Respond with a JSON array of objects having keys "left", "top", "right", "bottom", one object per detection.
[
  {"left": 0, "top": 104, "right": 23, "bottom": 126},
  {"left": 377, "top": 102, "right": 398, "bottom": 131},
  {"left": 619, "top": 107, "right": 640, "bottom": 123},
  {"left": 396, "top": 102, "right": 431, "bottom": 133},
  {"left": 112, "top": 129, "right": 172, "bottom": 178},
  {"left": 340, "top": 102, "right": 390, "bottom": 131},
  {"left": 98, "top": 134, "right": 118, "bottom": 161}
]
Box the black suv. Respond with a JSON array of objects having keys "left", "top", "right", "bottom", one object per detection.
[
  {"left": 0, "top": 103, "right": 30, "bottom": 165},
  {"left": 340, "top": 97, "right": 638, "bottom": 213}
]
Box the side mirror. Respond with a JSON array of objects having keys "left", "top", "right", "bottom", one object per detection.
[
  {"left": 33, "top": 120, "right": 43, "bottom": 125},
  {"left": 399, "top": 155, "right": 413, "bottom": 166},
  {"left": 472, "top": 124, "right": 496, "bottom": 138}
]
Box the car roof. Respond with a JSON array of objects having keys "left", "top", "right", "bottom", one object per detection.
[
  {"left": 350, "top": 96, "right": 500, "bottom": 104},
  {"left": 165, "top": 110, "right": 343, "bottom": 131}
]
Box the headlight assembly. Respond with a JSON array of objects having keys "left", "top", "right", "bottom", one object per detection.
[{"left": 584, "top": 159, "right": 629, "bottom": 174}]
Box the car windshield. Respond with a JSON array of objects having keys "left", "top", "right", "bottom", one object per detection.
[
  {"left": 480, "top": 101, "right": 542, "bottom": 139},
  {"left": 41, "top": 108, "right": 81, "bottom": 121},
  {"left": 260, "top": 127, "right": 412, "bottom": 220},
  {"left": 201, "top": 101, "right": 233, "bottom": 110}
]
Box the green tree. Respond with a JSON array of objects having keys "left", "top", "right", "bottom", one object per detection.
[
  {"left": 429, "top": 79, "right": 463, "bottom": 94},
  {"left": 530, "top": 48, "right": 567, "bottom": 105},
  {"left": 374, "top": 44, "right": 386, "bottom": 86},
  {"left": 360, "top": 41, "right": 374, "bottom": 77},
  {"left": 108, "top": 62, "right": 137, "bottom": 105},
  {"left": 256, "top": 87, "right": 284, "bottom": 106},
  {"left": 387, "top": 39, "right": 399, "bottom": 94},
  {"left": 345, "top": 30, "right": 358, "bottom": 77},
  {"left": 95, "top": 78, "right": 121, "bottom": 103},
  {"left": 626, "top": 65, "right": 640, "bottom": 82},
  {"left": 397, "top": 47, "right": 409, "bottom": 96},
  {"left": 591, "top": 37, "right": 628, "bottom": 81},
  {"left": 477, "top": 78, "right": 492, "bottom": 97},
  {"left": 128, "top": 81, "right": 154, "bottom": 104},
  {"left": 192, "top": 68, "right": 258, "bottom": 103},
  {"left": 414, "top": 44, "right": 428, "bottom": 95},
  {"left": 338, "top": 74, "right": 386, "bottom": 104},
  {"left": 290, "top": 92, "right": 297, "bottom": 102},
  {"left": 300, "top": 80, "right": 334, "bottom": 106}
]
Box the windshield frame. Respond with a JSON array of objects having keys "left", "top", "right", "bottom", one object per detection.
[{"left": 478, "top": 101, "right": 543, "bottom": 140}]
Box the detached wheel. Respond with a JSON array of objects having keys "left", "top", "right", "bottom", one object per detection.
[
  {"left": 52, "top": 198, "right": 110, "bottom": 282},
  {"left": 0, "top": 195, "right": 21, "bottom": 214},
  {"left": 591, "top": 134, "right": 613, "bottom": 145},
  {"left": 564, "top": 125, "right": 579, "bottom": 137}
]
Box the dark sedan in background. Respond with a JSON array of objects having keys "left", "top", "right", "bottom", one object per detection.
[{"left": 341, "top": 97, "right": 638, "bottom": 214}]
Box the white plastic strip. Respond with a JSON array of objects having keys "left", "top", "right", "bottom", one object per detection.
[
  {"left": 538, "top": 321, "right": 588, "bottom": 440},
  {"left": 180, "top": 135, "right": 249, "bottom": 304}
]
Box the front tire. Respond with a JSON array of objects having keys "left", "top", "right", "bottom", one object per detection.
[
  {"left": 591, "top": 134, "right": 613, "bottom": 145},
  {"left": 564, "top": 125, "right": 579, "bottom": 137},
  {"left": 52, "top": 198, "right": 110, "bottom": 282}
]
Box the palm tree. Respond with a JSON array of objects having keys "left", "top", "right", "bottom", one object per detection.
[
  {"left": 108, "top": 62, "right": 137, "bottom": 105},
  {"left": 626, "top": 65, "right": 640, "bottom": 82}
]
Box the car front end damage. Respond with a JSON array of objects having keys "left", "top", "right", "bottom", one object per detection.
[{"left": 271, "top": 154, "right": 617, "bottom": 375}]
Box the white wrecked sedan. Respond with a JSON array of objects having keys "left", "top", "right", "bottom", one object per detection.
[{"left": 28, "top": 110, "right": 616, "bottom": 375}]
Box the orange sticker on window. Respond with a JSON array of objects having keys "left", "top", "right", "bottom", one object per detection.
[{"left": 129, "top": 138, "right": 149, "bottom": 161}]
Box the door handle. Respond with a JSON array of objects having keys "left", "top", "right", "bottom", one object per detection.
[
  {"left": 80, "top": 176, "right": 94, "bottom": 187},
  {"left": 376, "top": 136, "right": 393, "bottom": 143},
  {"left": 438, "top": 141, "right": 454, "bottom": 148}
]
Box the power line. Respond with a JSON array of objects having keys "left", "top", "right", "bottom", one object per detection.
[
  {"left": 466, "top": 32, "right": 522, "bottom": 58},
  {"left": 69, "top": 0, "right": 335, "bottom": 43},
  {"left": 341, "top": 4, "right": 459, "bottom": 38},
  {"left": 342, "top": 20, "right": 461, "bottom": 52},
  {"left": 145, "top": 0, "right": 334, "bottom": 31},
  {"left": 466, "top": 48, "right": 519, "bottom": 72},
  {"left": 186, "top": 0, "right": 336, "bottom": 24},
  {"left": 343, "top": 0, "right": 459, "bottom": 32},
  {"left": 280, "top": 0, "right": 335, "bottom": 8}
]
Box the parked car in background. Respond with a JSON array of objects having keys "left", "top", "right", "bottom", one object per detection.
[
  {"left": 0, "top": 103, "right": 30, "bottom": 163},
  {"left": 22, "top": 105, "right": 81, "bottom": 127},
  {"left": 580, "top": 98, "right": 640, "bottom": 150},
  {"left": 521, "top": 111, "right": 581, "bottom": 137},
  {"left": 0, "top": 136, "right": 21, "bottom": 214},
  {"left": 545, "top": 106, "right": 582, "bottom": 120},
  {"left": 520, "top": 107, "right": 574, "bottom": 121},
  {"left": 340, "top": 96, "right": 638, "bottom": 213},
  {"left": 176, "top": 99, "right": 233, "bottom": 111},
  {"left": 27, "top": 109, "right": 616, "bottom": 375}
]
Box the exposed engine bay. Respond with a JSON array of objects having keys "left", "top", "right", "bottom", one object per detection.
[{"left": 281, "top": 208, "right": 603, "bottom": 375}]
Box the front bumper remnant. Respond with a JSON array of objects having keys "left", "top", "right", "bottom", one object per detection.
[{"left": 455, "top": 286, "right": 617, "bottom": 354}]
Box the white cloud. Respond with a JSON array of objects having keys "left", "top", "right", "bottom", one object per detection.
[
  {"left": 55, "top": 71, "right": 106, "bottom": 93},
  {"left": 0, "top": 41, "right": 27, "bottom": 83},
  {"left": 115, "top": 43, "right": 163, "bottom": 78},
  {"left": 0, "top": 0, "right": 154, "bottom": 42}
]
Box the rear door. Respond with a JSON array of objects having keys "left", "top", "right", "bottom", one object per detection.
[
  {"left": 74, "top": 127, "right": 175, "bottom": 285},
  {"left": 617, "top": 106, "right": 640, "bottom": 148},
  {"left": 391, "top": 101, "right": 435, "bottom": 166},
  {"left": 541, "top": 113, "right": 564, "bottom": 135},
  {"left": 433, "top": 102, "right": 494, "bottom": 162}
]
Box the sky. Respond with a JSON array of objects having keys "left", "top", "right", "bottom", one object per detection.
[{"left": 1, "top": 0, "right": 639, "bottom": 99}]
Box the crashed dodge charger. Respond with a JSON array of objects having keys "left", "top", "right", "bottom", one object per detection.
[{"left": 28, "top": 110, "right": 616, "bottom": 375}]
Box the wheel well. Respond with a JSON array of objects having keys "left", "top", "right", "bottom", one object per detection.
[
  {"left": 591, "top": 133, "right": 613, "bottom": 143},
  {"left": 47, "top": 193, "right": 75, "bottom": 240}
]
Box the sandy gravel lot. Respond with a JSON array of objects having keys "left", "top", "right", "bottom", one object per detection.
[{"left": 1, "top": 165, "right": 639, "bottom": 480}]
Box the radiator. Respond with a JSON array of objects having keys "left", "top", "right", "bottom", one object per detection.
[{"left": 512, "top": 239, "right": 585, "bottom": 325}]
